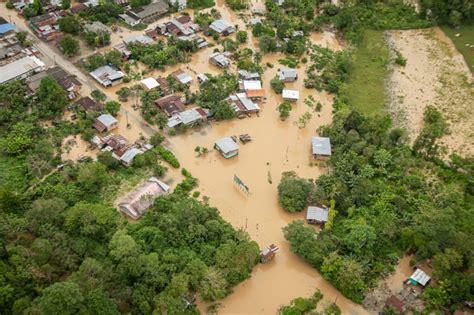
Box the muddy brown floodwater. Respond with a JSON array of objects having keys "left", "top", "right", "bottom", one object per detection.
[{"left": 158, "top": 13, "right": 367, "bottom": 314}]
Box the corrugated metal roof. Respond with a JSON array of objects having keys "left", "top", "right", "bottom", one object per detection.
[
  {"left": 312, "top": 137, "right": 331, "bottom": 156},
  {"left": 97, "top": 114, "right": 118, "bottom": 128},
  {"left": 410, "top": 269, "right": 431, "bottom": 286},
  {"left": 306, "top": 206, "right": 329, "bottom": 222},
  {"left": 215, "top": 137, "right": 239, "bottom": 154}
]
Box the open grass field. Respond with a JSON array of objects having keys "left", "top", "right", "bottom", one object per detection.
[
  {"left": 442, "top": 24, "right": 474, "bottom": 74},
  {"left": 341, "top": 30, "right": 390, "bottom": 115}
]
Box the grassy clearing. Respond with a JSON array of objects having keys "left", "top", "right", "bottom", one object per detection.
[
  {"left": 340, "top": 30, "right": 390, "bottom": 115},
  {"left": 441, "top": 24, "right": 474, "bottom": 74}
]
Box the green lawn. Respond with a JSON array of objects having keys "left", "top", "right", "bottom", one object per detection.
[
  {"left": 441, "top": 24, "right": 474, "bottom": 74},
  {"left": 341, "top": 30, "right": 390, "bottom": 115}
]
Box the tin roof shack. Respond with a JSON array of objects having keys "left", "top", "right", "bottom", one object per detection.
[
  {"left": 73, "top": 96, "right": 103, "bottom": 112},
  {"left": 118, "top": 177, "right": 170, "bottom": 219},
  {"left": 312, "top": 136, "right": 331, "bottom": 160},
  {"left": 209, "top": 19, "right": 236, "bottom": 36},
  {"left": 228, "top": 93, "right": 260, "bottom": 116},
  {"left": 140, "top": 77, "right": 160, "bottom": 91},
  {"left": 119, "top": 147, "right": 143, "bottom": 167},
  {"left": 278, "top": 68, "right": 298, "bottom": 82},
  {"left": 93, "top": 114, "right": 118, "bottom": 133},
  {"left": 0, "top": 56, "right": 45, "bottom": 85},
  {"left": 154, "top": 94, "right": 185, "bottom": 117},
  {"left": 167, "top": 107, "right": 207, "bottom": 128},
  {"left": 260, "top": 244, "right": 279, "bottom": 263},
  {"left": 156, "top": 77, "right": 170, "bottom": 94},
  {"left": 214, "top": 137, "right": 240, "bottom": 159},
  {"left": 385, "top": 295, "right": 404, "bottom": 313},
  {"left": 306, "top": 205, "right": 329, "bottom": 226},
  {"left": 127, "top": 1, "right": 168, "bottom": 24},
  {"left": 209, "top": 51, "right": 231, "bottom": 68},
  {"left": 70, "top": 3, "right": 88, "bottom": 14},
  {"left": 172, "top": 69, "right": 193, "bottom": 85},
  {"left": 114, "top": 43, "right": 132, "bottom": 59},
  {"left": 145, "top": 28, "right": 158, "bottom": 39},
  {"left": 164, "top": 17, "right": 196, "bottom": 36},
  {"left": 409, "top": 269, "right": 431, "bottom": 288},
  {"left": 197, "top": 73, "right": 208, "bottom": 84},
  {"left": 90, "top": 65, "right": 124, "bottom": 87},
  {"left": 282, "top": 89, "right": 299, "bottom": 102}
]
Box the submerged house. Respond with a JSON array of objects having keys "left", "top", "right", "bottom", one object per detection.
[
  {"left": 127, "top": 0, "right": 169, "bottom": 24},
  {"left": 311, "top": 136, "right": 331, "bottom": 160},
  {"left": 93, "top": 114, "right": 118, "bottom": 133},
  {"left": 227, "top": 93, "right": 260, "bottom": 116},
  {"left": 118, "top": 177, "right": 170, "bottom": 219},
  {"left": 214, "top": 137, "right": 240, "bottom": 159},
  {"left": 278, "top": 68, "right": 298, "bottom": 82},
  {"left": 140, "top": 77, "right": 160, "bottom": 91},
  {"left": 0, "top": 56, "right": 45, "bottom": 85},
  {"left": 167, "top": 107, "right": 207, "bottom": 128},
  {"left": 282, "top": 89, "right": 299, "bottom": 102},
  {"left": 209, "top": 51, "right": 231, "bottom": 68},
  {"left": 73, "top": 96, "right": 103, "bottom": 112},
  {"left": 306, "top": 205, "right": 329, "bottom": 226},
  {"left": 242, "top": 80, "right": 264, "bottom": 100},
  {"left": 172, "top": 69, "right": 193, "bottom": 85}
]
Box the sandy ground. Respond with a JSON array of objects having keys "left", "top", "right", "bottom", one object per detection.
[{"left": 386, "top": 27, "right": 474, "bottom": 158}]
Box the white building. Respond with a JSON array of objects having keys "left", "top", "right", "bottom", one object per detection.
[
  {"left": 167, "top": 107, "right": 207, "bottom": 128},
  {"left": 123, "top": 34, "right": 154, "bottom": 45},
  {"left": 282, "top": 89, "right": 299, "bottom": 102},
  {"left": 0, "top": 56, "right": 45, "bottom": 85},
  {"left": 140, "top": 77, "right": 160, "bottom": 91}
]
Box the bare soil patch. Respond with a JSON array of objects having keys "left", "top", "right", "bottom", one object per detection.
[{"left": 386, "top": 27, "right": 474, "bottom": 158}]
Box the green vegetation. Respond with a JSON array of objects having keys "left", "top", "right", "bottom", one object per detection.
[
  {"left": 279, "top": 290, "right": 323, "bottom": 315},
  {"left": 420, "top": 0, "right": 473, "bottom": 26},
  {"left": 104, "top": 101, "right": 121, "bottom": 116},
  {"left": 79, "top": 3, "right": 124, "bottom": 24},
  {"left": 155, "top": 146, "right": 180, "bottom": 168},
  {"left": 196, "top": 73, "right": 238, "bottom": 120},
  {"left": 339, "top": 30, "right": 389, "bottom": 114},
  {"left": 58, "top": 15, "right": 82, "bottom": 35},
  {"left": 278, "top": 102, "right": 292, "bottom": 121},
  {"left": 277, "top": 171, "right": 313, "bottom": 213},
  {"left": 59, "top": 35, "right": 80, "bottom": 57},
  {"left": 283, "top": 109, "right": 473, "bottom": 308},
  {"left": 236, "top": 30, "right": 248, "bottom": 43},
  {"left": 316, "top": 1, "right": 431, "bottom": 43},
  {"left": 83, "top": 30, "right": 111, "bottom": 47},
  {"left": 187, "top": 0, "right": 215, "bottom": 9},
  {"left": 271, "top": 76, "right": 284, "bottom": 94},
  {"left": 225, "top": 0, "right": 248, "bottom": 11},
  {"left": 0, "top": 75, "right": 260, "bottom": 313},
  {"left": 441, "top": 24, "right": 474, "bottom": 72}
]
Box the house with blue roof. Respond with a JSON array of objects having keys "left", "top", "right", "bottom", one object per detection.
[{"left": 0, "top": 17, "right": 15, "bottom": 37}]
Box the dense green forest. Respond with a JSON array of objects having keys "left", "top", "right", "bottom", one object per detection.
[{"left": 0, "top": 78, "right": 259, "bottom": 313}]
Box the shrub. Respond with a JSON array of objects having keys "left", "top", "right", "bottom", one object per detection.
[
  {"left": 277, "top": 171, "right": 313, "bottom": 212},
  {"left": 155, "top": 146, "right": 180, "bottom": 168}
]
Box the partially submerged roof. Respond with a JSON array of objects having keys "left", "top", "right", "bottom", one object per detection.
[
  {"left": 278, "top": 68, "right": 297, "bottom": 80},
  {"left": 118, "top": 177, "right": 170, "bottom": 220},
  {"left": 172, "top": 69, "right": 193, "bottom": 84},
  {"left": 306, "top": 205, "right": 329, "bottom": 222},
  {"left": 215, "top": 137, "right": 240, "bottom": 154},
  {"left": 120, "top": 147, "right": 143, "bottom": 164},
  {"left": 311, "top": 137, "right": 331, "bottom": 156},
  {"left": 410, "top": 269, "right": 431, "bottom": 287},
  {"left": 167, "top": 107, "right": 206, "bottom": 128}
]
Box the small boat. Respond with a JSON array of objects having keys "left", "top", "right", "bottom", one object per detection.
[{"left": 239, "top": 134, "right": 252, "bottom": 143}]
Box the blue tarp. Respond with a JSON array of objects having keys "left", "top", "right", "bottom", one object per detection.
[{"left": 0, "top": 23, "right": 14, "bottom": 34}]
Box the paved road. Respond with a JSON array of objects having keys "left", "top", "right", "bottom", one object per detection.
[{"left": 1, "top": 6, "right": 157, "bottom": 136}]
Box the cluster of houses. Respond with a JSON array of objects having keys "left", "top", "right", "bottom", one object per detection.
[{"left": 90, "top": 114, "right": 153, "bottom": 167}]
